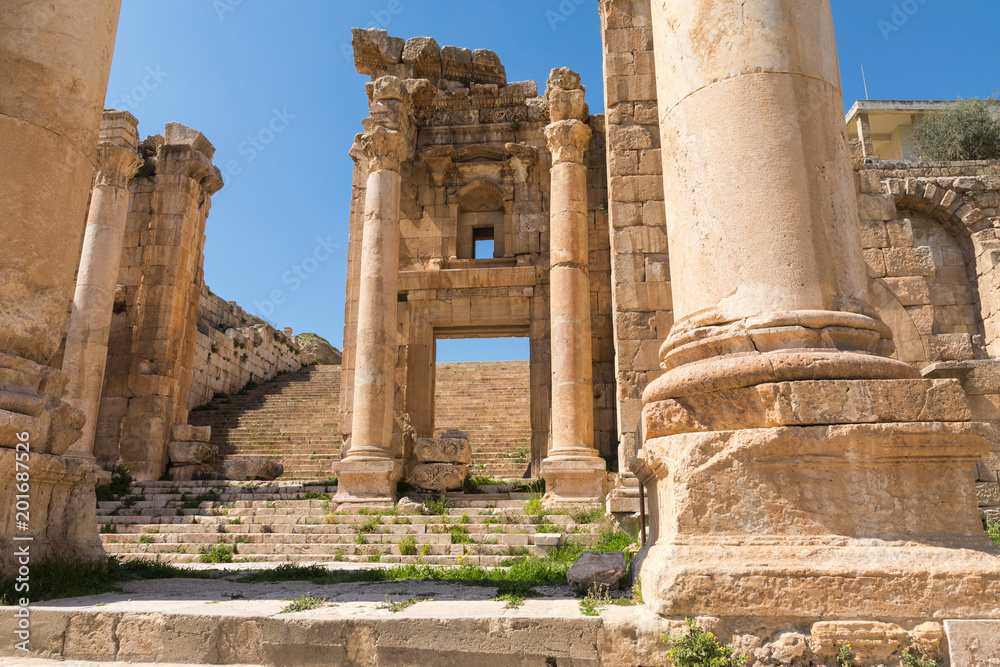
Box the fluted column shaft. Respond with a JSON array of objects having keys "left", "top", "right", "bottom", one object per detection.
[{"left": 64, "top": 142, "right": 141, "bottom": 461}]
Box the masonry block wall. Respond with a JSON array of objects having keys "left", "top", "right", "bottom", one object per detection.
[
  {"left": 599, "top": 0, "right": 672, "bottom": 460},
  {"left": 94, "top": 124, "right": 223, "bottom": 480},
  {"left": 855, "top": 159, "right": 1000, "bottom": 524},
  {"left": 187, "top": 286, "right": 308, "bottom": 409}
]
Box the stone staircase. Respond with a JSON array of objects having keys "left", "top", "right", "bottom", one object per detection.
[
  {"left": 97, "top": 481, "right": 605, "bottom": 566},
  {"left": 189, "top": 365, "right": 342, "bottom": 479},
  {"left": 435, "top": 361, "right": 532, "bottom": 479}
]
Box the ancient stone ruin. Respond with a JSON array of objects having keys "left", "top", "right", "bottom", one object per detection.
[{"left": 1, "top": 0, "right": 1000, "bottom": 664}]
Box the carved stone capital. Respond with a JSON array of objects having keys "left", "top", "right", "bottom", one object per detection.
[
  {"left": 94, "top": 142, "right": 142, "bottom": 189},
  {"left": 361, "top": 126, "right": 409, "bottom": 172},
  {"left": 544, "top": 120, "right": 592, "bottom": 165}
]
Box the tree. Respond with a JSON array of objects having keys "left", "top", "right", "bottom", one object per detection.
[{"left": 911, "top": 94, "right": 1000, "bottom": 162}]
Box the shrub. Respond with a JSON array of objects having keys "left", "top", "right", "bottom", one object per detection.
[
  {"left": 398, "top": 536, "right": 417, "bottom": 556},
  {"left": 911, "top": 95, "right": 1000, "bottom": 161},
  {"left": 902, "top": 651, "right": 937, "bottom": 667},
  {"left": 571, "top": 507, "right": 605, "bottom": 524},
  {"left": 95, "top": 465, "right": 133, "bottom": 502},
  {"left": 280, "top": 594, "right": 325, "bottom": 613},
  {"left": 662, "top": 618, "right": 748, "bottom": 667},
  {"left": 423, "top": 493, "right": 451, "bottom": 516},
  {"left": 199, "top": 543, "right": 234, "bottom": 563}
]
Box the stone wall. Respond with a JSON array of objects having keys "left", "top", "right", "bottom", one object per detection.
[
  {"left": 856, "top": 160, "right": 1000, "bottom": 524},
  {"left": 187, "top": 286, "right": 308, "bottom": 409},
  {"left": 599, "top": 0, "right": 672, "bottom": 459},
  {"left": 93, "top": 124, "right": 223, "bottom": 480}
]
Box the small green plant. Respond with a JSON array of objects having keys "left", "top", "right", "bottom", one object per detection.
[
  {"left": 987, "top": 521, "right": 1000, "bottom": 548},
  {"left": 398, "top": 536, "right": 417, "bottom": 556},
  {"left": 902, "top": 651, "right": 937, "bottom": 667},
  {"left": 334, "top": 549, "right": 345, "bottom": 562},
  {"left": 662, "top": 618, "right": 748, "bottom": 667},
  {"left": 524, "top": 495, "right": 545, "bottom": 520},
  {"left": 280, "top": 594, "right": 325, "bottom": 613},
  {"left": 261, "top": 524, "right": 274, "bottom": 534},
  {"left": 359, "top": 517, "right": 381, "bottom": 534},
  {"left": 199, "top": 543, "right": 234, "bottom": 564},
  {"left": 303, "top": 491, "right": 329, "bottom": 501},
  {"left": 494, "top": 592, "right": 525, "bottom": 609},
  {"left": 579, "top": 583, "right": 612, "bottom": 616},
  {"left": 462, "top": 477, "right": 483, "bottom": 494},
  {"left": 138, "top": 534, "right": 155, "bottom": 544},
  {"left": 448, "top": 525, "right": 473, "bottom": 544},
  {"left": 423, "top": 492, "right": 451, "bottom": 516},
  {"left": 227, "top": 518, "right": 243, "bottom": 525},
  {"left": 571, "top": 507, "right": 605, "bottom": 524},
  {"left": 95, "top": 464, "right": 133, "bottom": 502},
  {"left": 418, "top": 544, "right": 432, "bottom": 558},
  {"left": 837, "top": 643, "right": 854, "bottom": 667},
  {"left": 100, "top": 524, "right": 117, "bottom": 534},
  {"left": 510, "top": 117, "right": 521, "bottom": 132},
  {"left": 378, "top": 595, "right": 429, "bottom": 613}
]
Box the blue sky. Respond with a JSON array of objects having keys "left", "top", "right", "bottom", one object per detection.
[{"left": 106, "top": 1, "right": 999, "bottom": 362}]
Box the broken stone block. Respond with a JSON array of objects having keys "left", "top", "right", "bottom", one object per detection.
[
  {"left": 172, "top": 424, "right": 212, "bottom": 443},
  {"left": 224, "top": 457, "right": 283, "bottom": 481},
  {"left": 979, "top": 482, "right": 1000, "bottom": 507},
  {"left": 167, "top": 464, "right": 213, "bottom": 482},
  {"left": 413, "top": 436, "right": 471, "bottom": 464},
  {"left": 567, "top": 551, "right": 627, "bottom": 591},
  {"left": 410, "top": 463, "right": 467, "bottom": 491},
  {"left": 441, "top": 45, "right": 472, "bottom": 81},
  {"left": 167, "top": 441, "right": 218, "bottom": 466},
  {"left": 472, "top": 49, "right": 505, "bottom": 86},
  {"left": 352, "top": 28, "right": 404, "bottom": 75},
  {"left": 402, "top": 36, "right": 442, "bottom": 79}
]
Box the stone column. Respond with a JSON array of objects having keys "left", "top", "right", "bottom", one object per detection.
[
  {"left": 857, "top": 111, "right": 876, "bottom": 159},
  {"left": 335, "top": 77, "right": 411, "bottom": 507},
  {"left": 63, "top": 118, "right": 142, "bottom": 462},
  {"left": 0, "top": 0, "right": 123, "bottom": 576},
  {"left": 635, "top": 0, "right": 1000, "bottom": 621},
  {"left": 539, "top": 68, "right": 606, "bottom": 506}
]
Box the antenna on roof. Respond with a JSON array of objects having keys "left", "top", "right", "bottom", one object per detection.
[{"left": 861, "top": 64, "right": 870, "bottom": 101}]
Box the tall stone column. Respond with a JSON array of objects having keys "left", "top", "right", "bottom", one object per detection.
[
  {"left": 335, "top": 77, "right": 411, "bottom": 507},
  {"left": 635, "top": 0, "right": 1000, "bottom": 621},
  {"left": 64, "top": 115, "right": 142, "bottom": 463},
  {"left": 540, "top": 68, "right": 606, "bottom": 506},
  {"left": 0, "top": 0, "right": 123, "bottom": 576}
]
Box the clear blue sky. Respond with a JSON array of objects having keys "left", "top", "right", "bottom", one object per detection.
[{"left": 106, "top": 0, "right": 999, "bottom": 362}]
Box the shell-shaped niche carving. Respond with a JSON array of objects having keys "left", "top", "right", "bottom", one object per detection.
[{"left": 459, "top": 182, "right": 504, "bottom": 212}]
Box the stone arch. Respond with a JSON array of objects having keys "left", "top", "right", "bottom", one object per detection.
[{"left": 874, "top": 180, "right": 997, "bottom": 364}]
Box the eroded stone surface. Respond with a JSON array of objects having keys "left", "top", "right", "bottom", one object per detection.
[{"left": 223, "top": 457, "right": 283, "bottom": 481}]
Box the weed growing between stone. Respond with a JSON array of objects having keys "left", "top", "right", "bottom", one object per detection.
[
  {"left": 280, "top": 594, "right": 326, "bottom": 613},
  {"left": 398, "top": 536, "right": 417, "bottom": 555},
  {"left": 661, "top": 618, "right": 748, "bottom": 667},
  {"left": 378, "top": 594, "right": 431, "bottom": 612},
  {"left": 987, "top": 521, "right": 1000, "bottom": 548},
  {"left": 493, "top": 591, "right": 525, "bottom": 608},
  {"left": 0, "top": 557, "right": 211, "bottom": 605},
  {"left": 837, "top": 643, "right": 854, "bottom": 667},
  {"left": 579, "top": 583, "right": 612, "bottom": 616},
  {"left": 199, "top": 543, "right": 235, "bottom": 563},
  {"left": 902, "top": 650, "right": 937, "bottom": 667},
  {"left": 94, "top": 464, "right": 133, "bottom": 502}
]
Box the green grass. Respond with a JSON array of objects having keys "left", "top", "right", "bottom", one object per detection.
[
  {"left": 398, "top": 536, "right": 417, "bottom": 556},
  {"left": 0, "top": 557, "right": 210, "bottom": 605},
  {"left": 138, "top": 534, "right": 156, "bottom": 544},
  {"left": 94, "top": 465, "right": 133, "bottom": 502},
  {"left": 280, "top": 594, "right": 326, "bottom": 613},
  {"left": 493, "top": 592, "right": 525, "bottom": 609},
  {"left": 359, "top": 517, "right": 381, "bottom": 534},
  {"left": 378, "top": 594, "right": 430, "bottom": 612},
  {"left": 579, "top": 583, "right": 612, "bottom": 616},
  {"left": 524, "top": 495, "right": 545, "bottom": 520},
  {"left": 423, "top": 493, "right": 451, "bottom": 516},
  {"left": 448, "top": 525, "right": 473, "bottom": 544},
  {"left": 571, "top": 507, "right": 606, "bottom": 524}
]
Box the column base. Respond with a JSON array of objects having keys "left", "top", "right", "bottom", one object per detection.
[
  {"left": 634, "top": 410, "right": 1000, "bottom": 620},
  {"left": 0, "top": 351, "right": 84, "bottom": 455},
  {"left": 540, "top": 458, "right": 607, "bottom": 508},
  {"left": 332, "top": 457, "right": 403, "bottom": 509}
]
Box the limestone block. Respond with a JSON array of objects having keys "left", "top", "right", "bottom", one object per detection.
[
  {"left": 414, "top": 436, "right": 471, "bottom": 464},
  {"left": 567, "top": 551, "right": 627, "bottom": 590},
  {"left": 925, "top": 333, "right": 975, "bottom": 361},
  {"left": 441, "top": 45, "right": 472, "bottom": 81},
  {"left": 352, "top": 28, "right": 404, "bottom": 75},
  {"left": 881, "top": 276, "right": 931, "bottom": 306},
  {"left": 944, "top": 621, "right": 1000, "bottom": 667},
  {"left": 975, "top": 477, "right": 1000, "bottom": 507},
  {"left": 410, "top": 463, "right": 467, "bottom": 491},
  {"left": 608, "top": 125, "right": 655, "bottom": 151},
  {"left": 884, "top": 246, "right": 936, "bottom": 277},
  {"left": 224, "top": 457, "right": 283, "bottom": 481},
  {"left": 533, "top": 533, "right": 564, "bottom": 547},
  {"left": 811, "top": 621, "right": 906, "bottom": 662},
  {"left": 856, "top": 194, "right": 897, "bottom": 221},
  {"left": 167, "top": 441, "right": 218, "bottom": 466},
  {"left": 885, "top": 219, "right": 915, "bottom": 247},
  {"left": 472, "top": 49, "right": 506, "bottom": 86},
  {"left": 401, "top": 36, "right": 441, "bottom": 79},
  {"left": 863, "top": 249, "right": 886, "bottom": 277},
  {"left": 857, "top": 220, "right": 888, "bottom": 249},
  {"left": 172, "top": 424, "right": 212, "bottom": 442},
  {"left": 167, "top": 464, "right": 212, "bottom": 482}
]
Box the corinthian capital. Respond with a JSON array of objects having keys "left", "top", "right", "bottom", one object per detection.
[
  {"left": 361, "top": 126, "right": 409, "bottom": 173},
  {"left": 544, "top": 120, "right": 592, "bottom": 165},
  {"left": 94, "top": 142, "right": 142, "bottom": 189}
]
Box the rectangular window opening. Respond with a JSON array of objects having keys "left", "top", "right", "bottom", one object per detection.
[{"left": 473, "top": 227, "right": 495, "bottom": 259}]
